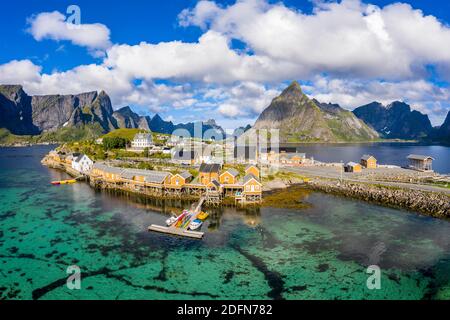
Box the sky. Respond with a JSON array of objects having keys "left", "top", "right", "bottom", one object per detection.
[{"left": 1, "top": 0, "right": 450, "bottom": 130}]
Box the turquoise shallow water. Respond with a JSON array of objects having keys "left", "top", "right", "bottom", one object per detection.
[{"left": 1, "top": 146, "right": 450, "bottom": 300}]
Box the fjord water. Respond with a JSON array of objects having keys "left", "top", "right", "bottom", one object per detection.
[
  {"left": 1, "top": 146, "right": 450, "bottom": 300},
  {"left": 283, "top": 142, "right": 450, "bottom": 174}
]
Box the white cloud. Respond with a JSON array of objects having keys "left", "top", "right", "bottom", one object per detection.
[
  {"left": 180, "top": 0, "right": 450, "bottom": 80},
  {"left": 0, "top": 60, "right": 42, "bottom": 84},
  {"left": 27, "top": 11, "right": 111, "bottom": 52}
]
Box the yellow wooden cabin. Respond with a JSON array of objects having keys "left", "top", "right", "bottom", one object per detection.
[
  {"left": 242, "top": 174, "right": 262, "bottom": 195},
  {"left": 360, "top": 155, "right": 377, "bottom": 169},
  {"left": 219, "top": 168, "right": 239, "bottom": 185},
  {"left": 199, "top": 163, "right": 221, "bottom": 185},
  {"left": 170, "top": 172, "right": 193, "bottom": 187},
  {"left": 345, "top": 162, "right": 362, "bottom": 173},
  {"left": 245, "top": 165, "right": 260, "bottom": 178}
]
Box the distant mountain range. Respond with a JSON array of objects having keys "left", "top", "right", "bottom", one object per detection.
[
  {"left": 353, "top": 101, "right": 433, "bottom": 140},
  {"left": 1, "top": 83, "right": 448, "bottom": 143},
  {"left": 250, "top": 81, "right": 379, "bottom": 142},
  {"left": 0, "top": 85, "right": 225, "bottom": 139}
]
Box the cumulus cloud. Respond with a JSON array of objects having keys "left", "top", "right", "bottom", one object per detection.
[
  {"left": 0, "top": 60, "right": 42, "bottom": 84},
  {"left": 179, "top": 0, "right": 450, "bottom": 80},
  {"left": 27, "top": 11, "right": 111, "bottom": 53}
]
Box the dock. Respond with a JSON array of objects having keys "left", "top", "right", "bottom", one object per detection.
[
  {"left": 148, "top": 224, "right": 204, "bottom": 239},
  {"left": 148, "top": 197, "right": 206, "bottom": 239}
]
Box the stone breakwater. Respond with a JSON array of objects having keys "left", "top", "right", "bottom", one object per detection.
[{"left": 307, "top": 179, "right": 450, "bottom": 219}]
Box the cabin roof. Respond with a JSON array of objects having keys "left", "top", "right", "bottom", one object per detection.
[
  {"left": 178, "top": 171, "right": 193, "bottom": 180},
  {"left": 361, "top": 154, "right": 376, "bottom": 161},
  {"left": 346, "top": 162, "right": 360, "bottom": 167},
  {"left": 122, "top": 168, "right": 172, "bottom": 183},
  {"left": 209, "top": 179, "right": 221, "bottom": 188},
  {"left": 407, "top": 154, "right": 435, "bottom": 161},
  {"left": 245, "top": 164, "right": 258, "bottom": 171},
  {"left": 243, "top": 173, "right": 261, "bottom": 185},
  {"left": 93, "top": 163, "right": 124, "bottom": 175},
  {"left": 222, "top": 168, "right": 239, "bottom": 177},
  {"left": 199, "top": 163, "right": 221, "bottom": 173}
]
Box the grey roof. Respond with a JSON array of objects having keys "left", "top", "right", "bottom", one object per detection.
[
  {"left": 210, "top": 179, "right": 221, "bottom": 188},
  {"left": 121, "top": 168, "right": 171, "bottom": 183},
  {"left": 199, "top": 163, "right": 221, "bottom": 173},
  {"left": 222, "top": 168, "right": 239, "bottom": 177},
  {"left": 245, "top": 164, "right": 258, "bottom": 171},
  {"left": 93, "top": 164, "right": 171, "bottom": 182},
  {"left": 178, "top": 171, "right": 193, "bottom": 180},
  {"left": 74, "top": 154, "right": 90, "bottom": 163},
  {"left": 93, "top": 163, "right": 125, "bottom": 175},
  {"left": 361, "top": 154, "right": 376, "bottom": 161},
  {"left": 243, "top": 173, "right": 261, "bottom": 184},
  {"left": 407, "top": 154, "right": 435, "bottom": 161},
  {"left": 346, "top": 162, "right": 359, "bottom": 167}
]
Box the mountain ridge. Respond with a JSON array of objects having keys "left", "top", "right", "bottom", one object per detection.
[{"left": 251, "top": 81, "right": 379, "bottom": 142}]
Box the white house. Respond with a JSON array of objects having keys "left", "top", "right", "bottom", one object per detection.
[
  {"left": 131, "top": 133, "right": 153, "bottom": 149},
  {"left": 72, "top": 154, "right": 94, "bottom": 174}
]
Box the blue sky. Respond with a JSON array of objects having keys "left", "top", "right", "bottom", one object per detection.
[{"left": 1, "top": 0, "right": 450, "bottom": 129}]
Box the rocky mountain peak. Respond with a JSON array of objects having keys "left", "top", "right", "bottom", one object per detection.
[{"left": 279, "top": 81, "right": 303, "bottom": 99}]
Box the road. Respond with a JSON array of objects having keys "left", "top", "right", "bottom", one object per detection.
[{"left": 283, "top": 166, "right": 450, "bottom": 195}]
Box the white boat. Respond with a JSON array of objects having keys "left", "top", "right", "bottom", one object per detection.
[
  {"left": 189, "top": 219, "right": 203, "bottom": 231},
  {"left": 165, "top": 215, "right": 178, "bottom": 226}
]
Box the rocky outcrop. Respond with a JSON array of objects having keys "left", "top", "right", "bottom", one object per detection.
[
  {"left": 307, "top": 179, "right": 450, "bottom": 218},
  {"left": 435, "top": 111, "right": 450, "bottom": 142},
  {"left": 252, "top": 81, "right": 379, "bottom": 142},
  {"left": 0, "top": 85, "right": 39, "bottom": 134},
  {"left": 0, "top": 85, "right": 118, "bottom": 134},
  {"left": 353, "top": 101, "right": 433, "bottom": 140},
  {"left": 112, "top": 106, "right": 141, "bottom": 129}
]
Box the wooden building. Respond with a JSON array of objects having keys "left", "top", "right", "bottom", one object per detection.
[
  {"left": 199, "top": 163, "right": 221, "bottom": 185},
  {"left": 407, "top": 154, "right": 434, "bottom": 171},
  {"left": 241, "top": 174, "right": 262, "bottom": 203},
  {"left": 219, "top": 168, "right": 239, "bottom": 184},
  {"left": 345, "top": 162, "right": 362, "bottom": 173},
  {"left": 360, "top": 155, "right": 377, "bottom": 169},
  {"left": 170, "top": 171, "right": 193, "bottom": 187},
  {"left": 245, "top": 165, "right": 260, "bottom": 178}
]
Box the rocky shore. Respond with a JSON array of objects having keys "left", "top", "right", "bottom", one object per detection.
[{"left": 306, "top": 178, "right": 450, "bottom": 219}]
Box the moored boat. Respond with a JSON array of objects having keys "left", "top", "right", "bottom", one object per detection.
[
  {"left": 189, "top": 219, "right": 203, "bottom": 231},
  {"left": 197, "top": 211, "right": 209, "bottom": 220}
]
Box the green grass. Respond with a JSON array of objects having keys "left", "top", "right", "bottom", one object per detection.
[
  {"left": 102, "top": 128, "right": 147, "bottom": 141},
  {"left": 0, "top": 124, "right": 104, "bottom": 145}
]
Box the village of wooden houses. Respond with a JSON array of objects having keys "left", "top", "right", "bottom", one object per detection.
[{"left": 42, "top": 130, "right": 442, "bottom": 238}]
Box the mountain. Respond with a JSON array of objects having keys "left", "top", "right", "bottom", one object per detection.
[
  {"left": 353, "top": 101, "right": 433, "bottom": 140},
  {"left": 232, "top": 124, "right": 252, "bottom": 137},
  {"left": 0, "top": 85, "right": 118, "bottom": 134},
  {"left": 435, "top": 111, "right": 450, "bottom": 142},
  {"left": 112, "top": 106, "right": 141, "bottom": 129},
  {"left": 251, "top": 81, "right": 379, "bottom": 142},
  {"left": 0, "top": 85, "right": 39, "bottom": 135}
]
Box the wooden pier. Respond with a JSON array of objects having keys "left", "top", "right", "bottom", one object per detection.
[
  {"left": 148, "top": 224, "right": 204, "bottom": 239},
  {"left": 148, "top": 197, "right": 206, "bottom": 239}
]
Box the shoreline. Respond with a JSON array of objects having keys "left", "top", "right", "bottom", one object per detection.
[
  {"left": 41, "top": 151, "right": 449, "bottom": 219},
  {"left": 267, "top": 178, "right": 450, "bottom": 219}
]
